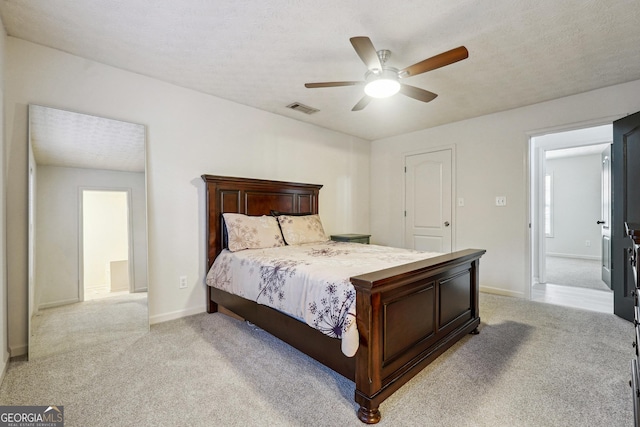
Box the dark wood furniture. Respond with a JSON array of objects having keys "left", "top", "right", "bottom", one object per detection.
[
  {"left": 330, "top": 233, "right": 371, "bottom": 244},
  {"left": 627, "top": 223, "right": 640, "bottom": 290},
  {"left": 613, "top": 111, "right": 640, "bottom": 322},
  {"left": 202, "top": 174, "right": 486, "bottom": 424},
  {"left": 626, "top": 222, "right": 640, "bottom": 427}
]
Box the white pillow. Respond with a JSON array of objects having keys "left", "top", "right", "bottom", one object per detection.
[
  {"left": 223, "top": 213, "right": 284, "bottom": 252},
  {"left": 277, "top": 214, "right": 329, "bottom": 245}
]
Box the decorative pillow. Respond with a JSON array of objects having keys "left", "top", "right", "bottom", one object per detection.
[
  {"left": 222, "top": 213, "right": 284, "bottom": 252},
  {"left": 277, "top": 214, "right": 329, "bottom": 245}
]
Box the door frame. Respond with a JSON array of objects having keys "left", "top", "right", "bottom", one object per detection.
[
  {"left": 78, "top": 187, "right": 135, "bottom": 301},
  {"left": 601, "top": 145, "right": 612, "bottom": 287},
  {"left": 527, "top": 116, "right": 619, "bottom": 300},
  {"left": 402, "top": 144, "right": 456, "bottom": 252}
]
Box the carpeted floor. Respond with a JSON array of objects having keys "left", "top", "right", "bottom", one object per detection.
[
  {"left": 545, "top": 256, "right": 611, "bottom": 292},
  {"left": 0, "top": 293, "right": 633, "bottom": 426},
  {"left": 29, "top": 292, "right": 148, "bottom": 360}
]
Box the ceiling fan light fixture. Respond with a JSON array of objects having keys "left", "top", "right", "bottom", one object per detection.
[
  {"left": 364, "top": 68, "right": 400, "bottom": 98},
  {"left": 365, "top": 78, "right": 400, "bottom": 98},
  {"left": 304, "top": 37, "right": 468, "bottom": 110}
]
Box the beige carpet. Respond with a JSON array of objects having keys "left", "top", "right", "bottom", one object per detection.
[
  {"left": 0, "top": 293, "right": 633, "bottom": 426},
  {"left": 545, "top": 256, "right": 611, "bottom": 292},
  {"left": 29, "top": 292, "right": 148, "bottom": 360}
]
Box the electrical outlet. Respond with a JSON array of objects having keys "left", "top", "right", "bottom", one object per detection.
[
  {"left": 179, "top": 275, "right": 188, "bottom": 289},
  {"left": 585, "top": 240, "right": 591, "bottom": 247},
  {"left": 457, "top": 197, "right": 465, "bottom": 207},
  {"left": 495, "top": 196, "right": 507, "bottom": 207}
]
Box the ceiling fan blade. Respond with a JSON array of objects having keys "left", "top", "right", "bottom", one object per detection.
[
  {"left": 350, "top": 37, "right": 382, "bottom": 71},
  {"left": 399, "top": 84, "right": 438, "bottom": 103},
  {"left": 400, "top": 46, "right": 468, "bottom": 78},
  {"left": 305, "top": 81, "right": 362, "bottom": 88},
  {"left": 352, "top": 95, "right": 372, "bottom": 111}
]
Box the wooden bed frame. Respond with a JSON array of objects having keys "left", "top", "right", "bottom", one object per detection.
[{"left": 202, "top": 174, "right": 485, "bottom": 423}]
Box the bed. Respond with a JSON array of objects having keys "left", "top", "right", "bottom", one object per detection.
[{"left": 202, "top": 174, "right": 485, "bottom": 423}]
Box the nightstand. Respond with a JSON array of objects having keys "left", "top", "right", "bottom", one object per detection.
[{"left": 330, "top": 234, "right": 370, "bottom": 244}]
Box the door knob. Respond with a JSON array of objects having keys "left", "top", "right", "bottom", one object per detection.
[
  {"left": 444, "top": 221, "right": 450, "bottom": 227},
  {"left": 597, "top": 220, "right": 605, "bottom": 224}
]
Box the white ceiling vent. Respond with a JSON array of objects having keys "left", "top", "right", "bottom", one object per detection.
[{"left": 286, "top": 102, "right": 319, "bottom": 115}]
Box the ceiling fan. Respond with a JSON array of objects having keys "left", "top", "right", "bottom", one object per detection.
[{"left": 305, "top": 37, "right": 468, "bottom": 111}]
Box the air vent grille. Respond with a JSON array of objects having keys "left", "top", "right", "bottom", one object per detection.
[{"left": 286, "top": 102, "right": 319, "bottom": 115}]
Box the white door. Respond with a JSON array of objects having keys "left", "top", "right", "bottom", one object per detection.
[{"left": 405, "top": 149, "right": 453, "bottom": 252}]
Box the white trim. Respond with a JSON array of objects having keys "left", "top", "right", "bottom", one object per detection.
[
  {"left": 78, "top": 188, "right": 84, "bottom": 302},
  {"left": 125, "top": 190, "right": 135, "bottom": 293},
  {"left": 480, "top": 287, "right": 524, "bottom": 299},
  {"left": 149, "top": 306, "right": 205, "bottom": 325},
  {"left": 525, "top": 114, "right": 621, "bottom": 140},
  {"left": 0, "top": 351, "right": 9, "bottom": 384},
  {"left": 39, "top": 297, "right": 80, "bottom": 310},
  {"left": 525, "top": 133, "right": 533, "bottom": 300},
  {"left": 546, "top": 252, "right": 600, "bottom": 261},
  {"left": 9, "top": 344, "right": 28, "bottom": 358}
]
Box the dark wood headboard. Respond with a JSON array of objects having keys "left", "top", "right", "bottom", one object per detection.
[{"left": 201, "top": 175, "right": 323, "bottom": 269}]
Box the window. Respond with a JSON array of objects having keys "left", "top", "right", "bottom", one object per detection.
[{"left": 545, "top": 173, "right": 553, "bottom": 237}]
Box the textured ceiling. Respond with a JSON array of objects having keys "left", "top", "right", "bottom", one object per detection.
[
  {"left": 4, "top": 0, "right": 640, "bottom": 141},
  {"left": 30, "top": 105, "right": 145, "bottom": 172}
]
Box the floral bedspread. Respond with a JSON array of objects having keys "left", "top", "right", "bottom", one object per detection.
[{"left": 205, "top": 241, "right": 439, "bottom": 357}]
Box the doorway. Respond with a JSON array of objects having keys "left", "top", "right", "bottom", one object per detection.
[
  {"left": 530, "top": 124, "right": 613, "bottom": 313},
  {"left": 81, "top": 189, "right": 133, "bottom": 301}
]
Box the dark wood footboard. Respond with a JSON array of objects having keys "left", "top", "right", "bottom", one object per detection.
[{"left": 350, "top": 248, "right": 484, "bottom": 423}]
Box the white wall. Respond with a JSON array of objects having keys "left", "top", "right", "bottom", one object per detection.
[
  {"left": 5, "top": 38, "right": 370, "bottom": 355},
  {"left": 35, "top": 166, "right": 147, "bottom": 309},
  {"left": 545, "top": 154, "right": 601, "bottom": 258},
  {"left": 371, "top": 79, "right": 640, "bottom": 298}
]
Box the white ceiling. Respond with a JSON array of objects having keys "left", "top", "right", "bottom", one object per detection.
[
  {"left": 29, "top": 105, "right": 145, "bottom": 172},
  {"left": 546, "top": 142, "right": 610, "bottom": 159},
  {"left": 536, "top": 123, "right": 612, "bottom": 159},
  {"left": 3, "top": 0, "right": 640, "bottom": 141}
]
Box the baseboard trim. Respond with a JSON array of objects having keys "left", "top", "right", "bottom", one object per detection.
[
  {"left": 149, "top": 306, "right": 204, "bottom": 325},
  {"left": 480, "top": 286, "right": 524, "bottom": 299},
  {"left": 546, "top": 252, "right": 599, "bottom": 261},
  {"left": 39, "top": 298, "right": 80, "bottom": 310},
  {"left": 0, "top": 350, "right": 9, "bottom": 386},
  {"left": 9, "top": 343, "right": 27, "bottom": 358}
]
